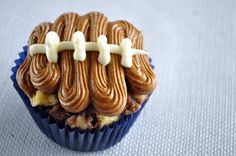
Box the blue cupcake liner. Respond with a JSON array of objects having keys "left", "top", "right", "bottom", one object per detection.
[{"left": 10, "top": 46, "right": 154, "bottom": 151}]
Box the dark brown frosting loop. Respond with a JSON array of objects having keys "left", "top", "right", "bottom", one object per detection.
[
  {"left": 88, "top": 13, "right": 127, "bottom": 116},
  {"left": 53, "top": 13, "right": 90, "bottom": 113},
  {"left": 29, "top": 23, "right": 60, "bottom": 94}
]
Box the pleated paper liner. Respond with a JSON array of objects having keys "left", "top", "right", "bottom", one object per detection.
[{"left": 11, "top": 46, "right": 154, "bottom": 151}]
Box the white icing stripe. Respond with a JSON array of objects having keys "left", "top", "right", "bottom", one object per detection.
[
  {"left": 45, "top": 31, "right": 60, "bottom": 63},
  {"left": 97, "top": 35, "right": 110, "bottom": 66},
  {"left": 72, "top": 31, "right": 86, "bottom": 61},
  {"left": 29, "top": 31, "right": 148, "bottom": 68},
  {"left": 120, "top": 38, "right": 132, "bottom": 67}
]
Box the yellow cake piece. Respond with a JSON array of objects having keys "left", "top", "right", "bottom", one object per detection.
[
  {"left": 30, "top": 90, "right": 58, "bottom": 107},
  {"left": 96, "top": 115, "right": 119, "bottom": 128}
]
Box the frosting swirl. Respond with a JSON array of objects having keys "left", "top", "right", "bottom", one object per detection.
[
  {"left": 29, "top": 23, "right": 60, "bottom": 94},
  {"left": 117, "top": 21, "right": 157, "bottom": 95},
  {"left": 16, "top": 12, "right": 157, "bottom": 116},
  {"left": 53, "top": 13, "right": 90, "bottom": 113},
  {"left": 88, "top": 13, "right": 127, "bottom": 115},
  {"left": 16, "top": 56, "right": 35, "bottom": 97}
]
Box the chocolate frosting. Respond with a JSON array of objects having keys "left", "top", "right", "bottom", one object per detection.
[
  {"left": 16, "top": 12, "right": 157, "bottom": 116},
  {"left": 29, "top": 23, "right": 61, "bottom": 94}
]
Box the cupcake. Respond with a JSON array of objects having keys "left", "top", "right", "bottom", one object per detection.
[{"left": 11, "top": 12, "right": 157, "bottom": 151}]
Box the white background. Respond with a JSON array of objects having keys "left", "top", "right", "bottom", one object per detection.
[{"left": 0, "top": 0, "right": 235, "bottom": 155}]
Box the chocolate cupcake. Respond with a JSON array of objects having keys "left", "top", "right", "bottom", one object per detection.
[{"left": 11, "top": 12, "right": 157, "bottom": 151}]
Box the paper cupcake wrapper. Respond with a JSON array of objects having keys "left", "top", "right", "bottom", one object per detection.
[{"left": 10, "top": 46, "right": 154, "bottom": 151}]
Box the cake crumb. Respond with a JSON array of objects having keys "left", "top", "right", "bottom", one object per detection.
[{"left": 30, "top": 90, "right": 58, "bottom": 107}]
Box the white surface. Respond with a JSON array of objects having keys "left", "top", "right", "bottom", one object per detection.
[{"left": 0, "top": 0, "right": 236, "bottom": 155}]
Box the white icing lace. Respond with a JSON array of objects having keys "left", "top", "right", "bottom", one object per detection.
[{"left": 29, "top": 31, "right": 148, "bottom": 68}]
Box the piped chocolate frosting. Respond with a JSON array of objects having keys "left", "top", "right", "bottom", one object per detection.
[{"left": 16, "top": 12, "right": 157, "bottom": 116}]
